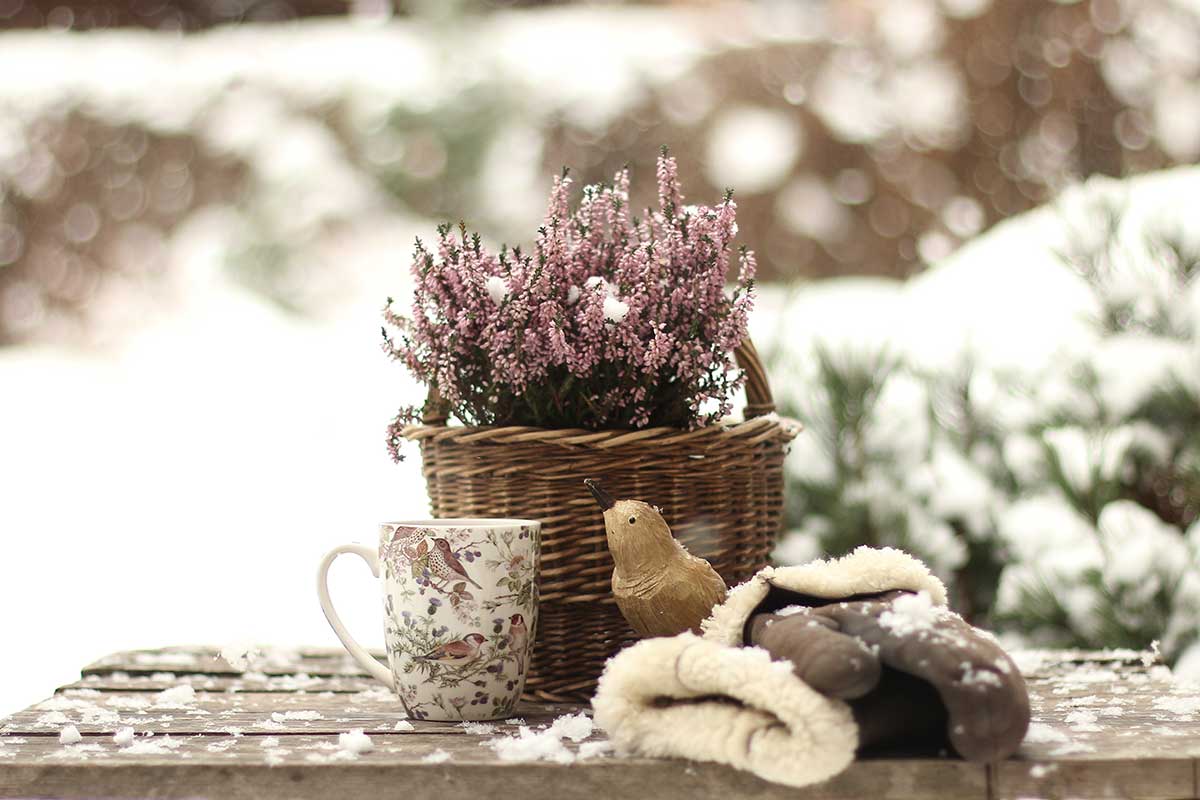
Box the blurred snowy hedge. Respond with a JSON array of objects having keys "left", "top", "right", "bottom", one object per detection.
[
  {"left": 759, "top": 166, "right": 1200, "bottom": 676},
  {"left": 4, "top": 0, "right": 1200, "bottom": 344}
]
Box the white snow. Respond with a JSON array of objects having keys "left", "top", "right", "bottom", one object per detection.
[
  {"left": 0, "top": 273, "right": 429, "bottom": 715},
  {"left": 1023, "top": 722, "right": 1070, "bottom": 745},
  {"left": 219, "top": 643, "right": 263, "bottom": 672},
  {"left": 58, "top": 725, "right": 82, "bottom": 745},
  {"left": 1153, "top": 80, "right": 1200, "bottom": 160},
  {"left": 878, "top": 591, "right": 945, "bottom": 636},
  {"left": 941, "top": 195, "right": 985, "bottom": 238},
  {"left": 771, "top": 525, "right": 824, "bottom": 567},
  {"left": 1098, "top": 501, "right": 1190, "bottom": 591},
  {"left": 1064, "top": 710, "right": 1103, "bottom": 732},
  {"left": 113, "top": 727, "right": 136, "bottom": 747},
  {"left": 547, "top": 712, "right": 594, "bottom": 743},
  {"left": 459, "top": 722, "right": 495, "bottom": 735},
  {"left": 120, "top": 735, "right": 183, "bottom": 755},
  {"left": 776, "top": 175, "right": 850, "bottom": 242},
  {"left": 1145, "top": 640, "right": 1163, "bottom": 667},
  {"left": 44, "top": 743, "right": 106, "bottom": 760},
  {"left": 393, "top": 720, "right": 414, "bottom": 731},
  {"left": 960, "top": 666, "right": 1003, "bottom": 689},
  {"left": 704, "top": 106, "right": 802, "bottom": 194},
  {"left": 271, "top": 710, "right": 323, "bottom": 722},
  {"left": 602, "top": 295, "right": 630, "bottom": 324},
  {"left": 1152, "top": 695, "right": 1200, "bottom": 717},
  {"left": 485, "top": 712, "right": 597, "bottom": 763},
  {"left": 487, "top": 727, "right": 575, "bottom": 764},
  {"left": 338, "top": 729, "right": 374, "bottom": 755},
  {"left": 876, "top": 0, "right": 944, "bottom": 59},
  {"left": 578, "top": 740, "right": 615, "bottom": 759},
  {"left": 485, "top": 276, "right": 509, "bottom": 306},
  {"left": 421, "top": 749, "right": 450, "bottom": 763},
  {"left": 155, "top": 686, "right": 197, "bottom": 708}
]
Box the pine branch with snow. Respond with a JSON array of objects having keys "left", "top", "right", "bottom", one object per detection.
[{"left": 768, "top": 187, "right": 1200, "bottom": 673}]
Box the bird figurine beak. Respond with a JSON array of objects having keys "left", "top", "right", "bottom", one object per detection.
[{"left": 584, "top": 478, "right": 615, "bottom": 511}]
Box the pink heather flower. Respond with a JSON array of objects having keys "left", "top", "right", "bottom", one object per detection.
[{"left": 382, "top": 151, "right": 755, "bottom": 458}]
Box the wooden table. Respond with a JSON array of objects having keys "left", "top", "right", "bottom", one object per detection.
[{"left": 2, "top": 646, "right": 1198, "bottom": 799}]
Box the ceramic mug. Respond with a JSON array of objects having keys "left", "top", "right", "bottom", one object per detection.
[{"left": 317, "top": 518, "right": 540, "bottom": 721}]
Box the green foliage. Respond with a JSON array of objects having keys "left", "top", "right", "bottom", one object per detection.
[{"left": 770, "top": 197, "right": 1200, "bottom": 665}]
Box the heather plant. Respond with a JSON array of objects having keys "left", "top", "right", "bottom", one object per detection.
[{"left": 383, "top": 152, "right": 756, "bottom": 457}]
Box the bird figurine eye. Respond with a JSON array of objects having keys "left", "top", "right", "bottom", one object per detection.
[{"left": 628, "top": 516, "right": 637, "bottom": 524}]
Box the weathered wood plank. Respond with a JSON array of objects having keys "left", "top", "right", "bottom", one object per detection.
[
  {"left": 1, "top": 694, "right": 573, "bottom": 737},
  {"left": 92, "top": 647, "right": 1155, "bottom": 679},
  {"left": 0, "top": 733, "right": 986, "bottom": 800},
  {"left": 62, "top": 657, "right": 1162, "bottom": 698},
  {"left": 82, "top": 647, "right": 377, "bottom": 678},
  {"left": 1015, "top": 659, "right": 1200, "bottom": 763},
  {"left": 13, "top": 672, "right": 1193, "bottom": 761},
  {"left": 4, "top": 646, "right": 1196, "bottom": 800},
  {"left": 62, "top": 673, "right": 379, "bottom": 695},
  {"left": 992, "top": 759, "right": 1196, "bottom": 800}
]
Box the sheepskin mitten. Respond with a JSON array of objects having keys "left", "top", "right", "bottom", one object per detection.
[
  {"left": 593, "top": 546, "right": 1031, "bottom": 788},
  {"left": 747, "top": 589, "right": 1030, "bottom": 761}
]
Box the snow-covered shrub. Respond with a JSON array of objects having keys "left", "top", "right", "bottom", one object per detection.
[
  {"left": 766, "top": 328, "right": 1009, "bottom": 617},
  {"left": 545, "top": 0, "right": 1200, "bottom": 283},
  {"left": 6, "top": 0, "right": 1200, "bottom": 345},
  {"left": 988, "top": 186, "right": 1200, "bottom": 662},
  {"left": 764, "top": 167, "right": 1200, "bottom": 671}
]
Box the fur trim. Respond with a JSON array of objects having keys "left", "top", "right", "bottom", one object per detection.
[
  {"left": 702, "top": 546, "right": 948, "bottom": 646},
  {"left": 592, "top": 633, "right": 857, "bottom": 788}
]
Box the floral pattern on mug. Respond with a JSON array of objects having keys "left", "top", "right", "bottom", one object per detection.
[{"left": 380, "top": 522, "right": 539, "bottom": 721}]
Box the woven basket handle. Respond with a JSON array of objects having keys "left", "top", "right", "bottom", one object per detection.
[
  {"left": 735, "top": 338, "right": 776, "bottom": 419},
  {"left": 420, "top": 337, "right": 775, "bottom": 425},
  {"left": 422, "top": 387, "right": 449, "bottom": 426}
]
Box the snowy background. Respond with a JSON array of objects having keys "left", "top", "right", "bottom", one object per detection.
[{"left": 2, "top": 0, "right": 1199, "bottom": 714}]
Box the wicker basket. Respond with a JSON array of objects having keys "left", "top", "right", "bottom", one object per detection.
[{"left": 399, "top": 340, "right": 800, "bottom": 702}]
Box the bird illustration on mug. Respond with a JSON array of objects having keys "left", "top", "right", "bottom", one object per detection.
[
  {"left": 585, "top": 479, "right": 728, "bottom": 638},
  {"left": 506, "top": 613, "right": 529, "bottom": 674},
  {"left": 393, "top": 526, "right": 427, "bottom": 561},
  {"left": 383, "top": 526, "right": 428, "bottom": 572},
  {"left": 426, "top": 538, "right": 483, "bottom": 591},
  {"left": 413, "top": 633, "right": 488, "bottom": 666}
]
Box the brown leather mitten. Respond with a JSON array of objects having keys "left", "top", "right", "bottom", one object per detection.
[{"left": 747, "top": 590, "right": 1030, "bottom": 762}]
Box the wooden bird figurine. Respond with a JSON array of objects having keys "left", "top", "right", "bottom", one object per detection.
[{"left": 585, "top": 479, "right": 728, "bottom": 638}]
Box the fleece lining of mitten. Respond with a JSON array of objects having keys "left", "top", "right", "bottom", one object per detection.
[
  {"left": 592, "top": 546, "right": 951, "bottom": 788},
  {"left": 702, "top": 545, "right": 948, "bottom": 647},
  {"left": 591, "top": 633, "right": 858, "bottom": 788}
]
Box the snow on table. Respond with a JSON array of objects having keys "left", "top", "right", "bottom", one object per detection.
[{"left": 0, "top": 646, "right": 1197, "bottom": 800}]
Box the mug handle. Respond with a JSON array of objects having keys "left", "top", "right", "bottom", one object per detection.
[{"left": 316, "top": 544, "right": 395, "bottom": 690}]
